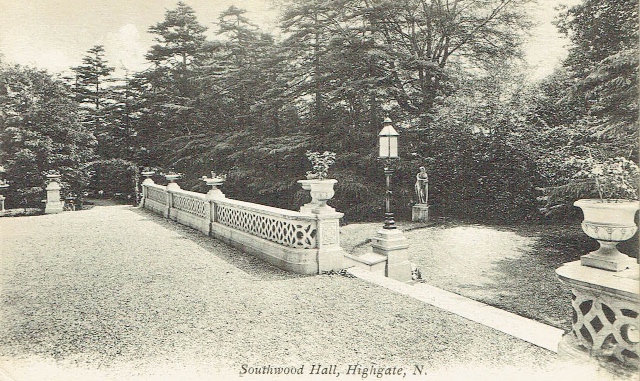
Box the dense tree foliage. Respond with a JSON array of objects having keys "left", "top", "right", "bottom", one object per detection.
[
  {"left": 556, "top": 0, "right": 638, "bottom": 156},
  {"left": 532, "top": 0, "right": 639, "bottom": 213},
  {"left": 1, "top": 0, "right": 636, "bottom": 222},
  {"left": 72, "top": 45, "right": 114, "bottom": 110},
  {"left": 0, "top": 64, "right": 96, "bottom": 207},
  {"left": 71, "top": 45, "right": 124, "bottom": 160}
]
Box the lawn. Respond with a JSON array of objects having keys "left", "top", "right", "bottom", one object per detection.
[{"left": 341, "top": 218, "right": 638, "bottom": 333}]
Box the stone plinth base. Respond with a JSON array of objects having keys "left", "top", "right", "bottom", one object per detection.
[
  {"left": 206, "top": 189, "right": 225, "bottom": 199},
  {"left": 45, "top": 201, "right": 63, "bottom": 214},
  {"left": 412, "top": 204, "right": 429, "bottom": 222},
  {"left": 580, "top": 250, "right": 636, "bottom": 272},
  {"left": 45, "top": 182, "right": 63, "bottom": 214},
  {"left": 556, "top": 260, "right": 639, "bottom": 372},
  {"left": 371, "top": 228, "right": 411, "bottom": 282},
  {"left": 343, "top": 253, "right": 387, "bottom": 275}
]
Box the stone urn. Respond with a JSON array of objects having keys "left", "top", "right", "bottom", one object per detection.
[
  {"left": 202, "top": 172, "right": 226, "bottom": 199},
  {"left": 574, "top": 199, "right": 639, "bottom": 271},
  {"left": 141, "top": 169, "right": 155, "bottom": 185},
  {"left": 164, "top": 173, "right": 182, "bottom": 190},
  {"left": 298, "top": 179, "right": 337, "bottom": 213}
]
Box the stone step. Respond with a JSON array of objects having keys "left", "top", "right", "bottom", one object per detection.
[{"left": 344, "top": 252, "right": 386, "bottom": 274}]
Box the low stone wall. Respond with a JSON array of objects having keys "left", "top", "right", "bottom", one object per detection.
[
  {"left": 143, "top": 183, "right": 169, "bottom": 216},
  {"left": 141, "top": 181, "right": 345, "bottom": 274}
]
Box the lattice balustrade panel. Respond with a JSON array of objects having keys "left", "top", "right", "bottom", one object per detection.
[
  {"left": 173, "top": 193, "right": 208, "bottom": 218},
  {"left": 146, "top": 187, "right": 166, "bottom": 204},
  {"left": 570, "top": 289, "right": 639, "bottom": 366},
  {"left": 216, "top": 204, "right": 316, "bottom": 249}
]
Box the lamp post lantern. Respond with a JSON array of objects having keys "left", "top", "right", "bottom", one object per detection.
[{"left": 378, "top": 117, "right": 399, "bottom": 229}]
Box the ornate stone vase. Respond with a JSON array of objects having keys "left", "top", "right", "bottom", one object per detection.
[
  {"left": 574, "top": 199, "right": 639, "bottom": 271},
  {"left": 164, "top": 173, "right": 182, "bottom": 190},
  {"left": 141, "top": 170, "right": 155, "bottom": 184},
  {"left": 202, "top": 175, "right": 225, "bottom": 199},
  {"left": 298, "top": 179, "right": 337, "bottom": 213}
]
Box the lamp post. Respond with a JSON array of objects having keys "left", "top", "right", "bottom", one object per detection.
[
  {"left": 378, "top": 117, "right": 399, "bottom": 229},
  {"left": 370, "top": 117, "right": 412, "bottom": 282}
]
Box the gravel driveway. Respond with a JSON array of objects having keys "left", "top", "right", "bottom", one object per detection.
[{"left": 0, "top": 205, "right": 560, "bottom": 380}]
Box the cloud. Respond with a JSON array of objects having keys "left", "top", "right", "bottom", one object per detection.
[
  {"left": 104, "top": 24, "right": 149, "bottom": 73},
  {"left": 10, "top": 47, "right": 72, "bottom": 73}
]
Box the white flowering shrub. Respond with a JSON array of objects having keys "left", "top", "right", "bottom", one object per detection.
[{"left": 305, "top": 151, "right": 336, "bottom": 180}]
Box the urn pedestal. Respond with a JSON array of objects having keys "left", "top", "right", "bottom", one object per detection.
[{"left": 139, "top": 171, "right": 155, "bottom": 207}]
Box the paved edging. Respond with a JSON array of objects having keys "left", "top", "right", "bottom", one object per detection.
[{"left": 347, "top": 267, "right": 565, "bottom": 353}]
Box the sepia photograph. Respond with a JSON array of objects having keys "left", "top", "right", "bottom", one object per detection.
[{"left": 0, "top": 0, "right": 638, "bottom": 380}]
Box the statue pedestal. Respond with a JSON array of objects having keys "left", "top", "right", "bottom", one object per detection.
[{"left": 412, "top": 204, "right": 429, "bottom": 222}]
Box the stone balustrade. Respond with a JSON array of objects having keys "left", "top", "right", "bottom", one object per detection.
[
  {"left": 141, "top": 181, "right": 345, "bottom": 274},
  {"left": 556, "top": 260, "right": 639, "bottom": 377}
]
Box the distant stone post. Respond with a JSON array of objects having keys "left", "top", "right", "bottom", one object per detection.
[
  {"left": 164, "top": 172, "right": 181, "bottom": 218},
  {"left": 44, "top": 171, "right": 63, "bottom": 214},
  {"left": 140, "top": 168, "right": 155, "bottom": 207},
  {"left": 0, "top": 179, "right": 8, "bottom": 213}
]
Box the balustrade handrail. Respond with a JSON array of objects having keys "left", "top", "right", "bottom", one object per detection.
[
  {"left": 214, "top": 197, "right": 319, "bottom": 221},
  {"left": 142, "top": 183, "right": 320, "bottom": 220},
  {"left": 145, "top": 183, "right": 167, "bottom": 191},
  {"left": 167, "top": 187, "right": 208, "bottom": 201}
]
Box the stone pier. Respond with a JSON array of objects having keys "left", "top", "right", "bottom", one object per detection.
[{"left": 556, "top": 260, "right": 639, "bottom": 378}]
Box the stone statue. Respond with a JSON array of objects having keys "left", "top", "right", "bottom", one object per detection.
[{"left": 415, "top": 166, "right": 428, "bottom": 205}]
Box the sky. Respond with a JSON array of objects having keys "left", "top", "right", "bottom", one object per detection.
[{"left": 0, "top": 0, "right": 579, "bottom": 80}]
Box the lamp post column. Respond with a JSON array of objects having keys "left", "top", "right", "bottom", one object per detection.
[{"left": 383, "top": 165, "right": 396, "bottom": 229}]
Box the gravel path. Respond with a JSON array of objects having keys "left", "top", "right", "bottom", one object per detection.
[{"left": 0, "top": 206, "right": 561, "bottom": 380}]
